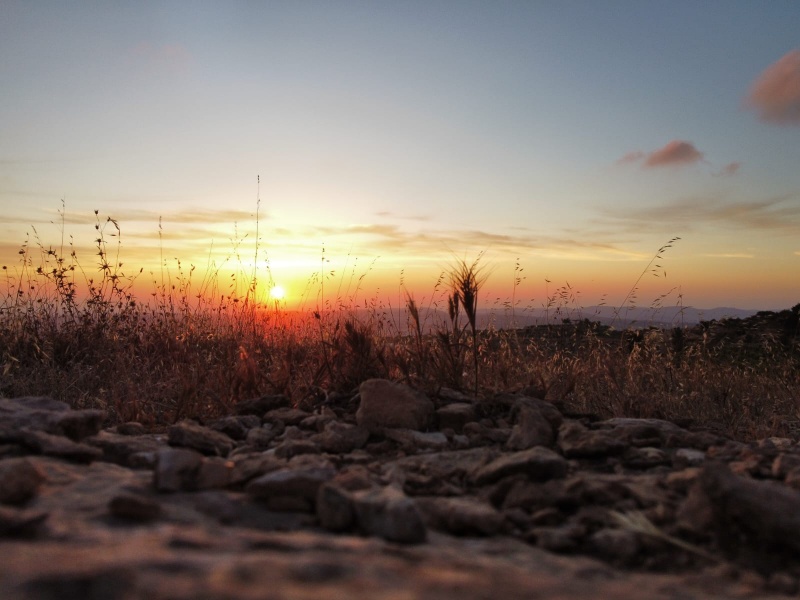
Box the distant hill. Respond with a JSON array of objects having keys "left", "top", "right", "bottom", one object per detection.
[{"left": 476, "top": 305, "right": 761, "bottom": 330}]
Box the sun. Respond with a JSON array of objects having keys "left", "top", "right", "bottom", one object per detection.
[{"left": 269, "top": 285, "right": 286, "bottom": 301}]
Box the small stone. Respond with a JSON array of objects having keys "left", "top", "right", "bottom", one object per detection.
[
  {"left": 589, "top": 527, "right": 640, "bottom": 563},
  {"left": 209, "top": 415, "right": 262, "bottom": 440},
  {"left": 472, "top": 446, "right": 568, "bottom": 485},
  {"left": 557, "top": 421, "right": 627, "bottom": 458},
  {"left": 673, "top": 448, "right": 706, "bottom": 467},
  {"left": 154, "top": 447, "right": 203, "bottom": 492},
  {"left": 436, "top": 403, "right": 477, "bottom": 433},
  {"left": 317, "top": 483, "right": 356, "bottom": 531},
  {"left": 417, "top": 496, "right": 505, "bottom": 536},
  {"left": 0, "top": 458, "right": 44, "bottom": 505},
  {"left": 352, "top": 485, "right": 426, "bottom": 544},
  {"left": 168, "top": 420, "right": 235, "bottom": 457},
  {"left": 246, "top": 459, "right": 336, "bottom": 506},
  {"left": 245, "top": 423, "right": 283, "bottom": 449},
  {"left": 0, "top": 505, "right": 48, "bottom": 537},
  {"left": 116, "top": 422, "right": 146, "bottom": 436},
  {"left": 356, "top": 379, "right": 434, "bottom": 431},
  {"left": 108, "top": 493, "right": 161, "bottom": 521},
  {"left": 274, "top": 439, "right": 320, "bottom": 459},
  {"left": 311, "top": 421, "right": 370, "bottom": 454},
  {"left": 196, "top": 457, "right": 234, "bottom": 489},
  {"left": 771, "top": 453, "right": 800, "bottom": 479},
  {"left": 20, "top": 429, "right": 103, "bottom": 463},
  {"left": 264, "top": 407, "right": 311, "bottom": 426}
]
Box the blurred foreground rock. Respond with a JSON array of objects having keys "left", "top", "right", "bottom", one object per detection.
[{"left": 2, "top": 382, "right": 800, "bottom": 598}]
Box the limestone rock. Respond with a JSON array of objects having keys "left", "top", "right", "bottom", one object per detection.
[
  {"left": 154, "top": 447, "right": 204, "bottom": 492},
  {"left": 557, "top": 421, "right": 627, "bottom": 458},
  {"left": 246, "top": 456, "right": 336, "bottom": 510},
  {"left": 0, "top": 458, "right": 45, "bottom": 505},
  {"left": 168, "top": 420, "right": 235, "bottom": 457},
  {"left": 20, "top": 429, "right": 103, "bottom": 463},
  {"left": 356, "top": 379, "right": 434, "bottom": 431},
  {"left": 209, "top": 415, "right": 262, "bottom": 440},
  {"left": 436, "top": 403, "right": 477, "bottom": 433},
  {"left": 352, "top": 485, "right": 427, "bottom": 543},
  {"left": 311, "top": 421, "right": 369, "bottom": 454},
  {"left": 472, "top": 446, "right": 568, "bottom": 485},
  {"left": 417, "top": 496, "right": 505, "bottom": 536}
]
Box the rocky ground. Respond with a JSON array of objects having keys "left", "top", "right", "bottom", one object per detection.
[{"left": 3, "top": 379, "right": 800, "bottom": 599}]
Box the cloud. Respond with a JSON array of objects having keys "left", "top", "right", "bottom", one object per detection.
[
  {"left": 616, "top": 151, "right": 645, "bottom": 165},
  {"left": 644, "top": 141, "right": 704, "bottom": 168},
  {"left": 616, "top": 141, "right": 705, "bottom": 169},
  {"left": 597, "top": 194, "right": 800, "bottom": 234},
  {"left": 701, "top": 253, "right": 754, "bottom": 259},
  {"left": 714, "top": 162, "right": 741, "bottom": 177},
  {"left": 746, "top": 50, "right": 800, "bottom": 124}
]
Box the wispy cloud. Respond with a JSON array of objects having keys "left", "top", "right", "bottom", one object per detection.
[
  {"left": 617, "top": 140, "right": 705, "bottom": 169},
  {"left": 701, "top": 253, "right": 754, "bottom": 259},
  {"left": 598, "top": 194, "right": 800, "bottom": 233},
  {"left": 374, "top": 210, "right": 431, "bottom": 222},
  {"left": 615, "top": 151, "right": 645, "bottom": 165},
  {"left": 746, "top": 50, "right": 800, "bottom": 124},
  {"left": 714, "top": 162, "right": 741, "bottom": 177},
  {"left": 644, "top": 141, "right": 704, "bottom": 168}
]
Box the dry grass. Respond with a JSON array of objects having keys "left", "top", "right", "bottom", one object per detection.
[{"left": 1, "top": 213, "right": 798, "bottom": 440}]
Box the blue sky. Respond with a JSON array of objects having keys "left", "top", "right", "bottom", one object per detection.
[{"left": 1, "top": 1, "right": 799, "bottom": 309}]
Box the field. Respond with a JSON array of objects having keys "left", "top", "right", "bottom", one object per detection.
[{"left": 1, "top": 215, "right": 798, "bottom": 441}]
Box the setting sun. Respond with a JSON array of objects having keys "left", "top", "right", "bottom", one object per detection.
[{"left": 269, "top": 285, "right": 286, "bottom": 301}]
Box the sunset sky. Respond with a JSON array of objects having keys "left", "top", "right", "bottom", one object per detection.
[{"left": 2, "top": 1, "right": 799, "bottom": 311}]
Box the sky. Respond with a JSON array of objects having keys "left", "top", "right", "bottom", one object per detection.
[{"left": 1, "top": 1, "right": 799, "bottom": 311}]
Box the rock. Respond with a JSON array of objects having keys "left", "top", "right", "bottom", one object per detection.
[
  {"left": 356, "top": 379, "right": 434, "bottom": 431},
  {"left": 383, "top": 429, "right": 449, "bottom": 452},
  {"left": 417, "top": 496, "right": 505, "bottom": 536},
  {"left": 352, "top": 485, "right": 427, "bottom": 543},
  {"left": 244, "top": 423, "right": 284, "bottom": 449},
  {"left": 436, "top": 403, "right": 477, "bottom": 433},
  {"left": 209, "top": 415, "right": 262, "bottom": 440},
  {"left": 557, "top": 421, "right": 627, "bottom": 458},
  {"left": 274, "top": 439, "right": 320, "bottom": 459},
  {"left": 673, "top": 448, "right": 706, "bottom": 468},
  {"left": 621, "top": 446, "right": 669, "bottom": 469},
  {"left": 265, "top": 407, "right": 311, "bottom": 427},
  {"left": 168, "top": 420, "right": 235, "bottom": 457},
  {"left": 246, "top": 456, "right": 336, "bottom": 510},
  {"left": 196, "top": 457, "right": 234, "bottom": 489},
  {"left": 108, "top": 493, "right": 162, "bottom": 521},
  {"left": 0, "top": 396, "right": 104, "bottom": 441},
  {"left": 316, "top": 482, "right": 357, "bottom": 531},
  {"left": 154, "top": 447, "right": 204, "bottom": 492},
  {"left": 507, "top": 403, "right": 558, "bottom": 450},
  {"left": 20, "top": 429, "right": 103, "bottom": 462},
  {"left": 472, "top": 446, "right": 568, "bottom": 485},
  {"left": 116, "top": 422, "right": 146, "bottom": 436},
  {"left": 229, "top": 453, "right": 285, "bottom": 486},
  {"left": 771, "top": 452, "right": 800, "bottom": 479},
  {"left": 589, "top": 528, "right": 640, "bottom": 563},
  {"left": 687, "top": 463, "right": 800, "bottom": 555},
  {"left": 87, "top": 431, "right": 164, "bottom": 466},
  {"left": 5, "top": 390, "right": 800, "bottom": 598},
  {"left": 311, "top": 421, "right": 369, "bottom": 454},
  {"left": 0, "top": 505, "right": 48, "bottom": 536},
  {"left": 0, "top": 458, "right": 45, "bottom": 505}
]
